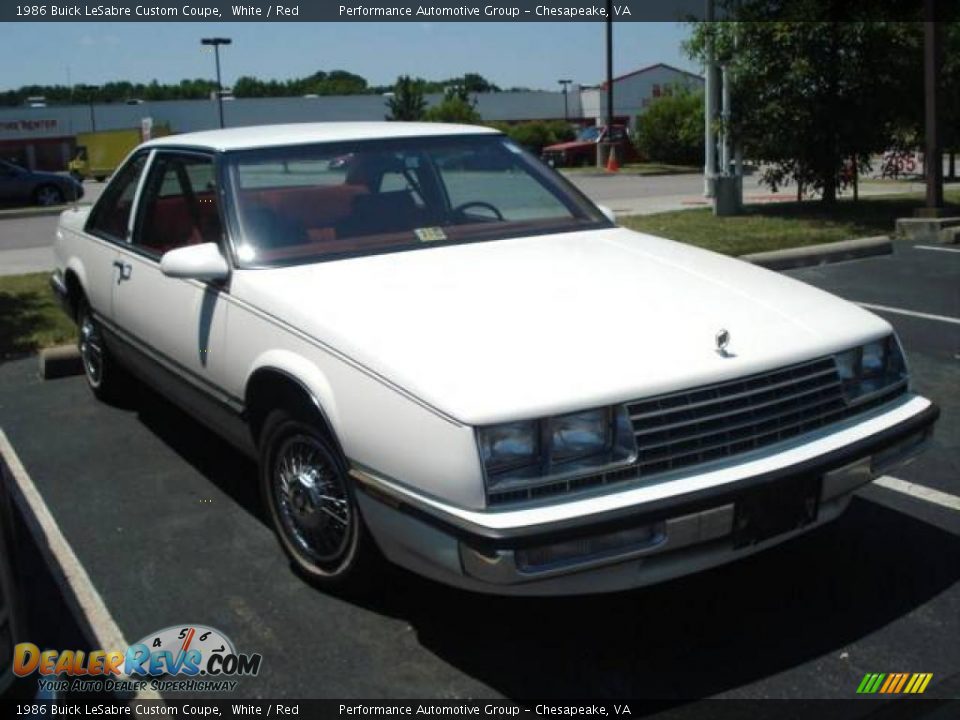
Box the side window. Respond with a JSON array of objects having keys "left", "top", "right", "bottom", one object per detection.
[
  {"left": 86, "top": 154, "right": 148, "bottom": 241},
  {"left": 134, "top": 153, "right": 222, "bottom": 258}
]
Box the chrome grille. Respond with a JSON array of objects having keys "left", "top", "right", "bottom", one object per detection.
[
  {"left": 629, "top": 357, "right": 847, "bottom": 476},
  {"left": 487, "top": 356, "right": 907, "bottom": 507}
]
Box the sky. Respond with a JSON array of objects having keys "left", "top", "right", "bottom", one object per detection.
[{"left": 1, "top": 22, "right": 698, "bottom": 92}]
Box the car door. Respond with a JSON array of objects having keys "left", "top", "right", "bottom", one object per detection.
[
  {"left": 81, "top": 151, "right": 151, "bottom": 324},
  {"left": 112, "top": 149, "right": 234, "bottom": 417}
]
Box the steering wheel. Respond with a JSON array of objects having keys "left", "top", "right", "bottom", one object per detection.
[{"left": 452, "top": 201, "right": 504, "bottom": 222}]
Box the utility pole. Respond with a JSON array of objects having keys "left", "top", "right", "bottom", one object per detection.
[
  {"left": 558, "top": 79, "right": 572, "bottom": 121},
  {"left": 601, "top": 0, "right": 614, "bottom": 168},
  {"left": 201, "top": 37, "right": 232, "bottom": 129},
  {"left": 605, "top": 0, "right": 613, "bottom": 131}
]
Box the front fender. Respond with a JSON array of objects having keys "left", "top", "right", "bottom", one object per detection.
[{"left": 245, "top": 349, "right": 342, "bottom": 442}]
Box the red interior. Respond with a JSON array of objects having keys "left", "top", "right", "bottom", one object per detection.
[
  {"left": 241, "top": 184, "right": 368, "bottom": 242},
  {"left": 140, "top": 191, "right": 221, "bottom": 255}
]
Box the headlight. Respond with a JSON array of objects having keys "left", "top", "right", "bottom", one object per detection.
[
  {"left": 550, "top": 409, "right": 610, "bottom": 464},
  {"left": 478, "top": 406, "right": 636, "bottom": 490},
  {"left": 835, "top": 335, "right": 907, "bottom": 402},
  {"left": 477, "top": 420, "right": 539, "bottom": 477}
]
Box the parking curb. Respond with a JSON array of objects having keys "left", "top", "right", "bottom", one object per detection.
[
  {"left": 743, "top": 235, "right": 892, "bottom": 271},
  {"left": 38, "top": 344, "right": 82, "bottom": 380}
]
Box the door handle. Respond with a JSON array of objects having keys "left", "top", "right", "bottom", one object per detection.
[{"left": 113, "top": 260, "right": 132, "bottom": 282}]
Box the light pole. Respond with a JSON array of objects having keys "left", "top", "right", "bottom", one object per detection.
[
  {"left": 77, "top": 85, "right": 98, "bottom": 132},
  {"left": 558, "top": 79, "right": 572, "bottom": 121},
  {"left": 201, "top": 37, "right": 232, "bottom": 129}
]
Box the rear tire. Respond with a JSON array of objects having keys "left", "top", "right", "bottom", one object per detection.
[
  {"left": 77, "top": 300, "right": 125, "bottom": 402},
  {"left": 259, "top": 409, "right": 380, "bottom": 593}
]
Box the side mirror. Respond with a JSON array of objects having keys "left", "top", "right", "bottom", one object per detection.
[
  {"left": 596, "top": 204, "right": 617, "bottom": 224},
  {"left": 160, "top": 243, "right": 229, "bottom": 281}
]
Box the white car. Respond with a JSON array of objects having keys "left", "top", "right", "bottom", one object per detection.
[{"left": 51, "top": 123, "right": 938, "bottom": 595}]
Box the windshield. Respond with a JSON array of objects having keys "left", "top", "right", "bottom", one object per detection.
[
  {"left": 225, "top": 134, "right": 609, "bottom": 268},
  {"left": 576, "top": 127, "right": 602, "bottom": 142}
]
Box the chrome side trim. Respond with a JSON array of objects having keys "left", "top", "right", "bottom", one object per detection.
[{"left": 95, "top": 311, "right": 244, "bottom": 413}]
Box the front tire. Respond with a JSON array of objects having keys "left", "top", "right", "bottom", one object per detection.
[{"left": 259, "top": 410, "right": 379, "bottom": 592}]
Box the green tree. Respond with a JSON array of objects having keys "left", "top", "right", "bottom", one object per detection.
[
  {"left": 233, "top": 76, "right": 267, "bottom": 98},
  {"left": 385, "top": 75, "right": 427, "bottom": 121},
  {"left": 423, "top": 96, "right": 481, "bottom": 124},
  {"left": 424, "top": 85, "right": 481, "bottom": 124},
  {"left": 687, "top": 16, "right": 923, "bottom": 202},
  {"left": 461, "top": 73, "right": 500, "bottom": 93},
  {"left": 0, "top": 70, "right": 514, "bottom": 107},
  {"left": 634, "top": 89, "right": 704, "bottom": 165},
  {"left": 942, "top": 23, "right": 960, "bottom": 178}
]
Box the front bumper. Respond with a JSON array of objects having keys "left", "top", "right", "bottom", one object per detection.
[{"left": 353, "top": 395, "right": 938, "bottom": 595}]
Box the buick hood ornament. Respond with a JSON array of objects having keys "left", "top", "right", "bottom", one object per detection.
[{"left": 715, "top": 329, "right": 732, "bottom": 357}]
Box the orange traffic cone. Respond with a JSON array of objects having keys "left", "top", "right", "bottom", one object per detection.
[{"left": 606, "top": 149, "right": 620, "bottom": 173}]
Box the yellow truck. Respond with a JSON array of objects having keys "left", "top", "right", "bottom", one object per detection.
[{"left": 68, "top": 125, "right": 171, "bottom": 182}]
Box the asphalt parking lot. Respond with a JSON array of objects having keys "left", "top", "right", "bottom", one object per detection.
[{"left": 0, "top": 237, "right": 958, "bottom": 702}]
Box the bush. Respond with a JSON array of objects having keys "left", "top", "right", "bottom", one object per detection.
[
  {"left": 634, "top": 89, "right": 704, "bottom": 166},
  {"left": 492, "top": 120, "right": 577, "bottom": 155},
  {"left": 424, "top": 96, "right": 481, "bottom": 124}
]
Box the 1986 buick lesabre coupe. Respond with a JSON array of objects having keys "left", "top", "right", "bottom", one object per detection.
[{"left": 51, "top": 123, "right": 938, "bottom": 595}]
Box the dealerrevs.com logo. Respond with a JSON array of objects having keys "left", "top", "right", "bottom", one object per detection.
[{"left": 14, "top": 624, "right": 262, "bottom": 693}]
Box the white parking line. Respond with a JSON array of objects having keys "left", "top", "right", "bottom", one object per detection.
[
  {"left": 855, "top": 302, "right": 960, "bottom": 326},
  {"left": 915, "top": 245, "right": 960, "bottom": 254},
  {"left": 874, "top": 475, "right": 960, "bottom": 512},
  {"left": 0, "top": 429, "right": 162, "bottom": 702}
]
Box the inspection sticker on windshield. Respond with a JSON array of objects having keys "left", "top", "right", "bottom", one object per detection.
[{"left": 415, "top": 227, "right": 447, "bottom": 243}]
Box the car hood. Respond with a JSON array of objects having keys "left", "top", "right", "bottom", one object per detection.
[{"left": 233, "top": 228, "right": 891, "bottom": 425}]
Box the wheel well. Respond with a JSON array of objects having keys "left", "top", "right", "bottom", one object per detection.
[
  {"left": 63, "top": 270, "right": 84, "bottom": 321},
  {"left": 245, "top": 370, "right": 338, "bottom": 450}
]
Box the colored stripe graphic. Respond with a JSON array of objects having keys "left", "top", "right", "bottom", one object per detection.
[
  {"left": 879, "top": 674, "right": 896, "bottom": 693},
  {"left": 857, "top": 672, "right": 932, "bottom": 694}
]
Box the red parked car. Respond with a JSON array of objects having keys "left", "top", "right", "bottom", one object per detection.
[{"left": 541, "top": 125, "right": 638, "bottom": 168}]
